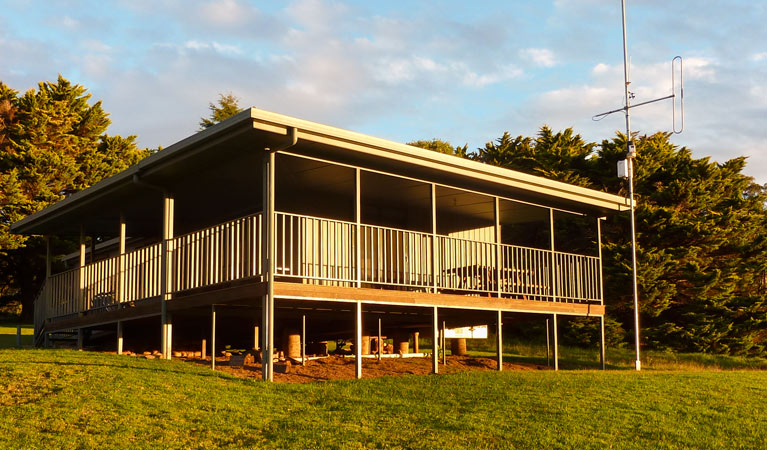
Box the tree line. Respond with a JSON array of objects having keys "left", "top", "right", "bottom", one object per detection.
[
  {"left": 2, "top": 77, "right": 765, "bottom": 355},
  {"left": 411, "top": 130, "right": 767, "bottom": 355}
]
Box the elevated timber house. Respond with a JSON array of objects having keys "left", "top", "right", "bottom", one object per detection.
[{"left": 12, "top": 108, "right": 630, "bottom": 379}]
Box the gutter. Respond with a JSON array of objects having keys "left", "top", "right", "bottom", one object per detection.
[{"left": 266, "top": 126, "right": 298, "bottom": 153}]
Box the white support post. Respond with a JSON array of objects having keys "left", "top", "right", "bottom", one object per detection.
[
  {"left": 597, "top": 217, "right": 605, "bottom": 305},
  {"left": 600, "top": 315, "right": 606, "bottom": 370},
  {"left": 117, "top": 321, "right": 123, "bottom": 355},
  {"left": 553, "top": 313, "right": 559, "bottom": 371},
  {"left": 161, "top": 195, "right": 174, "bottom": 360},
  {"left": 302, "top": 315, "right": 307, "bottom": 366},
  {"left": 431, "top": 184, "right": 438, "bottom": 293},
  {"left": 262, "top": 150, "right": 276, "bottom": 382},
  {"left": 211, "top": 305, "right": 216, "bottom": 370},
  {"left": 549, "top": 209, "right": 557, "bottom": 302},
  {"left": 166, "top": 313, "right": 173, "bottom": 358},
  {"left": 441, "top": 320, "right": 446, "bottom": 365},
  {"left": 79, "top": 227, "right": 86, "bottom": 314},
  {"left": 546, "top": 318, "right": 551, "bottom": 367},
  {"left": 494, "top": 197, "right": 502, "bottom": 297},
  {"left": 253, "top": 325, "right": 259, "bottom": 351},
  {"left": 496, "top": 310, "right": 503, "bottom": 371},
  {"left": 377, "top": 317, "right": 382, "bottom": 361},
  {"left": 117, "top": 216, "right": 126, "bottom": 306},
  {"left": 432, "top": 306, "right": 439, "bottom": 374},
  {"left": 261, "top": 300, "right": 268, "bottom": 380},
  {"left": 355, "top": 168, "right": 362, "bottom": 288},
  {"left": 44, "top": 236, "right": 51, "bottom": 341},
  {"left": 355, "top": 301, "right": 363, "bottom": 379}
]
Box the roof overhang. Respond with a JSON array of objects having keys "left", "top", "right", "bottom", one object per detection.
[{"left": 11, "top": 107, "right": 630, "bottom": 236}]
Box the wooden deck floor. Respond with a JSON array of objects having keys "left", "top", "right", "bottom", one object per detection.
[{"left": 44, "top": 280, "right": 603, "bottom": 332}]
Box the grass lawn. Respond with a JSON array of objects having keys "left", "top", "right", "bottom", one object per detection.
[{"left": 1, "top": 348, "right": 766, "bottom": 449}]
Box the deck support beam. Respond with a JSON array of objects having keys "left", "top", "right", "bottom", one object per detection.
[
  {"left": 377, "top": 317, "right": 382, "bottom": 360},
  {"left": 600, "top": 315, "right": 606, "bottom": 370},
  {"left": 301, "top": 314, "right": 306, "bottom": 367},
  {"left": 79, "top": 227, "right": 86, "bottom": 314},
  {"left": 552, "top": 313, "right": 559, "bottom": 371},
  {"left": 77, "top": 328, "right": 84, "bottom": 350},
  {"left": 355, "top": 301, "right": 363, "bottom": 379},
  {"left": 494, "top": 197, "right": 502, "bottom": 297},
  {"left": 161, "top": 195, "right": 174, "bottom": 360},
  {"left": 355, "top": 168, "right": 361, "bottom": 288},
  {"left": 430, "top": 184, "right": 437, "bottom": 293},
  {"left": 441, "top": 320, "right": 446, "bottom": 365},
  {"left": 117, "top": 321, "right": 123, "bottom": 355},
  {"left": 117, "top": 216, "right": 126, "bottom": 307},
  {"left": 546, "top": 318, "right": 551, "bottom": 367},
  {"left": 496, "top": 310, "right": 503, "bottom": 371},
  {"left": 262, "top": 150, "right": 276, "bottom": 382},
  {"left": 432, "top": 307, "right": 439, "bottom": 374},
  {"left": 211, "top": 305, "right": 216, "bottom": 370}
]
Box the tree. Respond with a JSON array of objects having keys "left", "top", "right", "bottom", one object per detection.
[
  {"left": 408, "top": 139, "right": 469, "bottom": 158},
  {"left": 0, "top": 76, "right": 149, "bottom": 319},
  {"left": 199, "top": 93, "right": 244, "bottom": 130},
  {"left": 474, "top": 126, "right": 767, "bottom": 355}
]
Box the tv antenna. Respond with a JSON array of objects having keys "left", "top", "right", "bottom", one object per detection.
[{"left": 592, "top": 0, "right": 684, "bottom": 372}]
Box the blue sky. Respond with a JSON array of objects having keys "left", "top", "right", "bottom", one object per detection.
[{"left": 2, "top": 0, "right": 766, "bottom": 182}]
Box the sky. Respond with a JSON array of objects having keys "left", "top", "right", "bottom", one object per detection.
[{"left": 2, "top": 0, "right": 766, "bottom": 182}]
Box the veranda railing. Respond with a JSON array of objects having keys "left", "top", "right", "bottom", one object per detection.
[{"left": 41, "top": 210, "right": 601, "bottom": 322}]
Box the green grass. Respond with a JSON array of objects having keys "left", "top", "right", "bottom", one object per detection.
[
  {"left": 0, "top": 323, "right": 33, "bottom": 349},
  {"left": 462, "top": 336, "right": 767, "bottom": 371},
  {"left": 1, "top": 349, "right": 766, "bottom": 449}
]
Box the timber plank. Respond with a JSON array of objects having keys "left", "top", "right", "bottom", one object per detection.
[{"left": 274, "top": 282, "right": 604, "bottom": 316}]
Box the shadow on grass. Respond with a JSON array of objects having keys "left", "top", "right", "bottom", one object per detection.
[{"left": 0, "top": 354, "right": 257, "bottom": 382}]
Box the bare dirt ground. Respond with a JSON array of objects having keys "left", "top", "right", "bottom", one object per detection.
[{"left": 189, "top": 355, "right": 550, "bottom": 383}]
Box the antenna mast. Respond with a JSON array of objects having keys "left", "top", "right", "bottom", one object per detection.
[
  {"left": 593, "top": 1, "right": 683, "bottom": 372},
  {"left": 620, "top": 0, "right": 642, "bottom": 372}
]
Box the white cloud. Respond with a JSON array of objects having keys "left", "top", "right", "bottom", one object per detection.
[
  {"left": 592, "top": 63, "right": 610, "bottom": 74},
  {"left": 750, "top": 52, "right": 767, "bottom": 62},
  {"left": 183, "top": 40, "right": 242, "bottom": 56},
  {"left": 520, "top": 48, "right": 557, "bottom": 68}
]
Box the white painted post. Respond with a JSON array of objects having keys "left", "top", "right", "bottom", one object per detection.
[
  {"left": 161, "top": 195, "right": 174, "bottom": 360},
  {"left": 495, "top": 197, "right": 502, "bottom": 297},
  {"left": 432, "top": 307, "right": 439, "bottom": 374},
  {"left": 355, "top": 168, "right": 362, "bottom": 288},
  {"left": 496, "top": 310, "right": 503, "bottom": 371},
  {"left": 117, "top": 321, "right": 123, "bottom": 355},
  {"left": 166, "top": 313, "right": 172, "bottom": 359},
  {"left": 546, "top": 318, "right": 551, "bottom": 367},
  {"left": 549, "top": 209, "right": 557, "bottom": 303},
  {"left": 262, "top": 150, "right": 276, "bottom": 382},
  {"left": 553, "top": 313, "right": 559, "bottom": 371},
  {"left": 45, "top": 236, "right": 51, "bottom": 338},
  {"left": 355, "top": 301, "right": 363, "bottom": 379},
  {"left": 600, "top": 315, "right": 606, "bottom": 370},
  {"left": 431, "top": 184, "right": 438, "bottom": 293},
  {"left": 377, "top": 317, "right": 382, "bottom": 361},
  {"left": 211, "top": 305, "right": 216, "bottom": 370},
  {"left": 441, "top": 320, "right": 446, "bottom": 365},
  {"left": 302, "top": 314, "right": 306, "bottom": 367},
  {"left": 267, "top": 151, "right": 276, "bottom": 382},
  {"left": 117, "top": 216, "right": 126, "bottom": 306},
  {"left": 79, "top": 227, "right": 86, "bottom": 314},
  {"left": 16, "top": 326, "right": 21, "bottom": 347}
]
